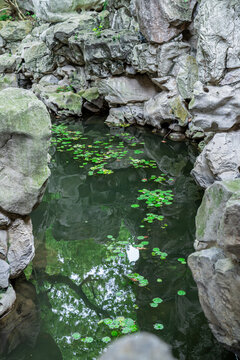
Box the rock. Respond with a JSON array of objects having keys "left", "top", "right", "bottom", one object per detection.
[
  {"left": 190, "top": 82, "right": 240, "bottom": 131},
  {"left": 0, "top": 286, "right": 16, "bottom": 317},
  {"left": 0, "top": 213, "right": 10, "bottom": 228},
  {"left": 194, "top": 179, "right": 240, "bottom": 257},
  {"left": 18, "top": 0, "right": 34, "bottom": 12},
  {"left": 195, "top": 0, "right": 240, "bottom": 84},
  {"left": 131, "top": 43, "right": 159, "bottom": 74},
  {"left": 191, "top": 131, "right": 240, "bottom": 188},
  {"left": 0, "top": 88, "right": 51, "bottom": 215},
  {"left": 21, "top": 40, "right": 54, "bottom": 75},
  {"left": 7, "top": 218, "right": 34, "bottom": 278},
  {"left": 69, "top": 29, "right": 138, "bottom": 75},
  {"left": 0, "top": 230, "right": 7, "bottom": 257},
  {"left": 0, "top": 21, "right": 32, "bottom": 42},
  {"left": 0, "top": 53, "right": 18, "bottom": 73},
  {"left": 33, "top": 84, "right": 83, "bottom": 117},
  {"left": 144, "top": 91, "right": 190, "bottom": 129},
  {"left": 168, "top": 132, "right": 186, "bottom": 142},
  {"left": 110, "top": 6, "right": 138, "bottom": 31},
  {"left": 105, "top": 104, "right": 144, "bottom": 127},
  {"left": 177, "top": 55, "right": 198, "bottom": 99},
  {"left": 135, "top": 0, "right": 197, "bottom": 44},
  {"left": 158, "top": 41, "right": 190, "bottom": 77},
  {"left": 98, "top": 75, "right": 158, "bottom": 105},
  {"left": 100, "top": 332, "right": 176, "bottom": 360},
  {"left": 0, "top": 73, "right": 18, "bottom": 90},
  {"left": 39, "top": 74, "right": 59, "bottom": 85},
  {"left": 185, "top": 124, "right": 205, "bottom": 140},
  {"left": 188, "top": 248, "right": 240, "bottom": 354},
  {"left": 32, "top": 0, "right": 105, "bottom": 22},
  {"left": 0, "top": 260, "right": 10, "bottom": 288}
]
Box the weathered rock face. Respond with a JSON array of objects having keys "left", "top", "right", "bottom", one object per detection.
[
  {"left": 195, "top": 0, "right": 240, "bottom": 85},
  {"left": 0, "top": 87, "right": 51, "bottom": 215},
  {"left": 191, "top": 131, "right": 240, "bottom": 189},
  {"left": 135, "top": 0, "right": 197, "bottom": 44},
  {"left": 188, "top": 179, "right": 240, "bottom": 354},
  {"left": 100, "top": 333, "right": 176, "bottom": 360},
  {"left": 32, "top": 0, "right": 105, "bottom": 23}
]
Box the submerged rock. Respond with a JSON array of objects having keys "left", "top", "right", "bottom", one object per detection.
[
  {"left": 100, "top": 332, "right": 176, "bottom": 360},
  {"left": 0, "top": 87, "right": 51, "bottom": 215},
  {"left": 191, "top": 131, "right": 240, "bottom": 188}
]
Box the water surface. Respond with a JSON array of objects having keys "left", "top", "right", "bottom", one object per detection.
[{"left": 0, "top": 117, "right": 235, "bottom": 360}]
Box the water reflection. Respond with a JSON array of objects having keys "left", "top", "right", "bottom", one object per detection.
[{"left": 0, "top": 118, "right": 235, "bottom": 359}]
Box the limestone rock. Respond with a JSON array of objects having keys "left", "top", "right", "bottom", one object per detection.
[
  {"left": 191, "top": 131, "right": 240, "bottom": 188},
  {"left": 18, "top": 0, "right": 34, "bottom": 12},
  {"left": 32, "top": 0, "right": 105, "bottom": 22},
  {"left": 0, "top": 230, "right": 7, "bottom": 257},
  {"left": 135, "top": 0, "right": 197, "bottom": 44},
  {"left": 0, "top": 214, "right": 10, "bottom": 228},
  {"left": 195, "top": 0, "right": 240, "bottom": 84},
  {"left": 0, "top": 53, "right": 18, "bottom": 73},
  {"left": 188, "top": 248, "right": 240, "bottom": 354},
  {"left": 100, "top": 332, "right": 176, "bottom": 360},
  {"left": 98, "top": 75, "right": 158, "bottom": 105},
  {"left": 105, "top": 104, "right": 144, "bottom": 127},
  {"left": 190, "top": 82, "right": 240, "bottom": 131},
  {"left": 0, "top": 74, "right": 18, "bottom": 90},
  {"left": 7, "top": 218, "right": 34, "bottom": 278},
  {"left": 0, "top": 21, "right": 32, "bottom": 42},
  {"left": 33, "top": 84, "right": 83, "bottom": 117},
  {"left": 177, "top": 55, "right": 198, "bottom": 99},
  {"left": 0, "top": 88, "right": 51, "bottom": 215},
  {"left": 0, "top": 286, "right": 16, "bottom": 317},
  {"left": 0, "top": 260, "right": 10, "bottom": 288},
  {"left": 21, "top": 40, "right": 54, "bottom": 75},
  {"left": 131, "top": 43, "right": 159, "bottom": 74}
]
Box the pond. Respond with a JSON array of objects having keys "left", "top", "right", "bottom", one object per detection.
[{"left": 0, "top": 116, "right": 235, "bottom": 360}]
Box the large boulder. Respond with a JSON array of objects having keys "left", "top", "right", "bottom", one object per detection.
[
  {"left": 0, "top": 20, "right": 32, "bottom": 42},
  {"left": 0, "top": 88, "right": 51, "bottom": 215},
  {"left": 190, "top": 82, "right": 240, "bottom": 131},
  {"left": 188, "top": 248, "right": 240, "bottom": 355},
  {"left": 135, "top": 0, "right": 197, "bottom": 44},
  {"left": 191, "top": 131, "right": 240, "bottom": 188}
]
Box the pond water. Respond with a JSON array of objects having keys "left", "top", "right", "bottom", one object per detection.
[{"left": 0, "top": 117, "right": 235, "bottom": 360}]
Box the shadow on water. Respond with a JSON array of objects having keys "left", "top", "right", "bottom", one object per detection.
[{"left": 0, "top": 117, "right": 236, "bottom": 360}]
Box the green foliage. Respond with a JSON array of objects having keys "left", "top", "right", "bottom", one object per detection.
[{"left": 0, "top": 11, "right": 12, "bottom": 21}]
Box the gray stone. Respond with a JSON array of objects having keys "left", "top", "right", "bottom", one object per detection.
[
  {"left": 191, "top": 131, "right": 240, "bottom": 189},
  {"left": 0, "top": 230, "right": 7, "bottom": 257},
  {"left": 7, "top": 218, "right": 34, "bottom": 278},
  {"left": 135, "top": 0, "right": 197, "bottom": 44},
  {"left": 195, "top": 0, "right": 240, "bottom": 84},
  {"left": 20, "top": 40, "right": 54, "bottom": 75},
  {"left": 98, "top": 75, "right": 158, "bottom": 105},
  {"left": 0, "top": 20, "right": 32, "bottom": 42},
  {"left": 33, "top": 84, "right": 83, "bottom": 117},
  {"left": 0, "top": 88, "right": 51, "bottom": 215},
  {"left": 0, "top": 286, "right": 16, "bottom": 317},
  {"left": 0, "top": 74, "right": 18, "bottom": 90},
  {"left": 0, "top": 214, "right": 10, "bottom": 228},
  {"left": 0, "top": 259, "right": 10, "bottom": 288},
  {"left": 39, "top": 75, "right": 59, "bottom": 85},
  {"left": 190, "top": 82, "right": 240, "bottom": 131},
  {"left": 158, "top": 40, "right": 190, "bottom": 77},
  {"left": 32, "top": 0, "right": 105, "bottom": 22},
  {"left": 105, "top": 104, "right": 144, "bottom": 127},
  {"left": 131, "top": 43, "right": 159, "bottom": 74},
  {"left": 18, "top": 0, "right": 34, "bottom": 12},
  {"left": 185, "top": 124, "right": 205, "bottom": 140},
  {"left": 177, "top": 55, "right": 198, "bottom": 99},
  {"left": 188, "top": 248, "right": 240, "bottom": 353},
  {"left": 100, "top": 332, "right": 176, "bottom": 360},
  {"left": 0, "top": 54, "right": 18, "bottom": 73},
  {"left": 144, "top": 91, "right": 190, "bottom": 129},
  {"left": 168, "top": 132, "right": 186, "bottom": 142}
]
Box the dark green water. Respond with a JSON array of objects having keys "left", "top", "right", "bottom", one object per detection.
[{"left": 0, "top": 117, "right": 235, "bottom": 360}]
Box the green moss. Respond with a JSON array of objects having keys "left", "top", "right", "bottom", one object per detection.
[{"left": 170, "top": 96, "right": 189, "bottom": 126}]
